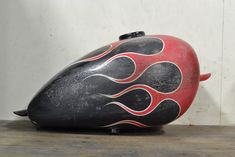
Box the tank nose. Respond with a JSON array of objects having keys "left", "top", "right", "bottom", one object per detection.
[
  {"left": 27, "top": 92, "right": 53, "bottom": 126},
  {"left": 27, "top": 91, "right": 75, "bottom": 128}
]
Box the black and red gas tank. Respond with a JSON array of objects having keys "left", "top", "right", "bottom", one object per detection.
[{"left": 14, "top": 31, "right": 210, "bottom": 130}]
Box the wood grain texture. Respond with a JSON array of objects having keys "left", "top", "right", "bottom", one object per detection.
[{"left": 0, "top": 121, "right": 234, "bottom": 157}]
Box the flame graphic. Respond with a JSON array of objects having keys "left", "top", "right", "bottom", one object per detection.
[
  {"left": 84, "top": 52, "right": 182, "bottom": 85},
  {"left": 101, "top": 84, "right": 180, "bottom": 116}
]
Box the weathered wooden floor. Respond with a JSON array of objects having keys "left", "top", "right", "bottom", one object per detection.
[{"left": 0, "top": 120, "right": 234, "bottom": 157}]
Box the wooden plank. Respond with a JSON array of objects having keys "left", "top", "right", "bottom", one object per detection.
[{"left": 0, "top": 120, "right": 234, "bottom": 157}]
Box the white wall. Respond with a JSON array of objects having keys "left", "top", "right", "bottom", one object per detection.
[{"left": 0, "top": 0, "right": 234, "bottom": 125}]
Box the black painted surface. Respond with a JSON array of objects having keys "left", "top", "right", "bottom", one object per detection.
[
  {"left": 137, "top": 63, "right": 181, "bottom": 93},
  {"left": 112, "top": 37, "right": 163, "bottom": 55},
  {"left": 79, "top": 45, "right": 111, "bottom": 61}
]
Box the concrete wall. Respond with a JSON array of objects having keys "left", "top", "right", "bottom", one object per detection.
[{"left": 0, "top": 0, "right": 234, "bottom": 125}]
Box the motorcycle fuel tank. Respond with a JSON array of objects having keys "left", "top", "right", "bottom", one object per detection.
[{"left": 14, "top": 31, "right": 211, "bottom": 131}]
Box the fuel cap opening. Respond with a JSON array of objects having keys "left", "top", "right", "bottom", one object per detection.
[{"left": 119, "top": 31, "right": 145, "bottom": 40}]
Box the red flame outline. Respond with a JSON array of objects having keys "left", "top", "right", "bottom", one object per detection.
[
  {"left": 74, "top": 37, "right": 165, "bottom": 64},
  {"left": 101, "top": 84, "right": 181, "bottom": 117},
  {"left": 103, "top": 119, "right": 149, "bottom": 128},
  {"left": 72, "top": 39, "right": 127, "bottom": 64}
]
